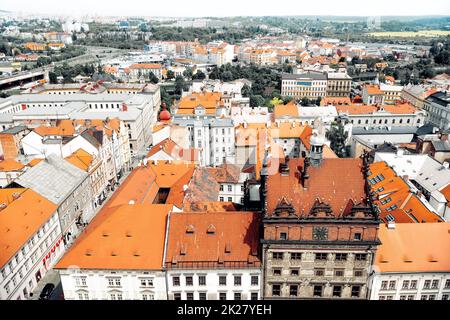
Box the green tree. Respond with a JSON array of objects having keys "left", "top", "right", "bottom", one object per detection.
[
  {"left": 250, "top": 95, "right": 265, "bottom": 108},
  {"left": 166, "top": 70, "right": 175, "bottom": 80},
  {"left": 192, "top": 70, "right": 206, "bottom": 80},
  {"left": 183, "top": 67, "right": 193, "bottom": 79},
  {"left": 174, "top": 75, "right": 186, "bottom": 95},
  {"left": 326, "top": 122, "right": 348, "bottom": 158},
  {"left": 148, "top": 72, "right": 159, "bottom": 84}
]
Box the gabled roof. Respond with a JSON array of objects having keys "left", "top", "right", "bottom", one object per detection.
[
  {"left": 0, "top": 159, "right": 25, "bottom": 172},
  {"left": 14, "top": 154, "right": 88, "bottom": 205},
  {"left": 266, "top": 158, "right": 369, "bottom": 217},
  {"left": 375, "top": 223, "right": 450, "bottom": 273},
  {"left": 165, "top": 211, "right": 260, "bottom": 269},
  {"left": 0, "top": 189, "right": 57, "bottom": 268},
  {"left": 65, "top": 149, "right": 94, "bottom": 172},
  {"left": 54, "top": 204, "right": 172, "bottom": 270}
]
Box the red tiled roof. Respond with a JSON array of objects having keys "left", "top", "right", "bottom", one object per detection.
[{"left": 165, "top": 211, "right": 260, "bottom": 269}]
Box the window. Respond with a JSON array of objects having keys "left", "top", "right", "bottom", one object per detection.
[
  {"left": 172, "top": 276, "right": 180, "bottom": 286},
  {"left": 291, "top": 269, "right": 299, "bottom": 276},
  {"left": 389, "top": 281, "right": 396, "bottom": 290},
  {"left": 442, "top": 294, "right": 449, "bottom": 301},
  {"left": 186, "top": 276, "right": 193, "bottom": 286},
  {"left": 219, "top": 275, "right": 227, "bottom": 286},
  {"left": 251, "top": 292, "right": 258, "bottom": 300},
  {"left": 445, "top": 279, "right": 450, "bottom": 288},
  {"left": 334, "top": 269, "right": 344, "bottom": 277},
  {"left": 410, "top": 280, "right": 417, "bottom": 289},
  {"left": 273, "top": 252, "right": 284, "bottom": 260},
  {"left": 351, "top": 285, "right": 361, "bottom": 298},
  {"left": 354, "top": 233, "right": 362, "bottom": 241},
  {"left": 219, "top": 293, "right": 227, "bottom": 300},
  {"left": 198, "top": 275, "right": 206, "bottom": 286},
  {"left": 290, "top": 252, "right": 302, "bottom": 260},
  {"left": 199, "top": 292, "right": 206, "bottom": 300},
  {"left": 354, "top": 270, "right": 363, "bottom": 277},
  {"left": 272, "top": 284, "right": 281, "bottom": 296},
  {"left": 402, "top": 280, "right": 410, "bottom": 289},
  {"left": 186, "top": 292, "right": 194, "bottom": 300},
  {"left": 429, "top": 295, "right": 435, "bottom": 300},
  {"left": 333, "top": 285, "right": 342, "bottom": 297},
  {"left": 315, "top": 253, "right": 327, "bottom": 261},
  {"left": 273, "top": 269, "right": 282, "bottom": 276},
  {"left": 314, "top": 268, "right": 324, "bottom": 276},
  {"left": 228, "top": 185, "right": 232, "bottom": 192},
  {"left": 289, "top": 285, "right": 298, "bottom": 297},
  {"left": 234, "top": 292, "right": 241, "bottom": 300},
  {"left": 173, "top": 293, "right": 181, "bottom": 300},
  {"left": 227, "top": 197, "right": 232, "bottom": 202},
  {"left": 408, "top": 295, "right": 415, "bottom": 300},
  {"left": 431, "top": 280, "right": 439, "bottom": 289},
  {"left": 219, "top": 197, "right": 224, "bottom": 202},
  {"left": 421, "top": 295, "right": 428, "bottom": 300},
  {"left": 234, "top": 275, "right": 241, "bottom": 286},
  {"left": 335, "top": 253, "right": 348, "bottom": 261},
  {"left": 313, "top": 285, "right": 323, "bottom": 297},
  {"left": 251, "top": 275, "right": 259, "bottom": 286},
  {"left": 219, "top": 185, "right": 224, "bottom": 191},
  {"left": 279, "top": 232, "right": 287, "bottom": 240},
  {"left": 140, "top": 278, "right": 153, "bottom": 287},
  {"left": 423, "top": 280, "right": 431, "bottom": 289}
]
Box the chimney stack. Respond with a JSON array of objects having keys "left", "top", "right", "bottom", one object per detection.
[{"left": 301, "top": 157, "right": 310, "bottom": 189}]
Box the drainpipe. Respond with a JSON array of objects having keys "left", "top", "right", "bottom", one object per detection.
[{"left": 162, "top": 208, "right": 173, "bottom": 300}]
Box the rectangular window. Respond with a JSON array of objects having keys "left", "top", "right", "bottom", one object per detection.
[
  {"left": 234, "top": 275, "right": 241, "bottom": 286},
  {"left": 251, "top": 292, "right": 258, "bottom": 300},
  {"left": 334, "top": 269, "right": 344, "bottom": 277},
  {"left": 251, "top": 275, "right": 259, "bottom": 286},
  {"left": 410, "top": 280, "right": 417, "bottom": 289},
  {"left": 315, "top": 253, "right": 327, "bottom": 261},
  {"left": 199, "top": 292, "right": 206, "bottom": 300},
  {"left": 198, "top": 276, "right": 206, "bottom": 286},
  {"left": 445, "top": 279, "right": 450, "bottom": 288},
  {"left": 291, "top": 269, "right": 299, "bottom": 276},
  {"left": 219, "top": 293, "right": 227, "bottom": 300},
  {"left": 389, "top": 281, "right": 396, "bottom": 290},
  {"left": 431, "top": 280, "right": 439, "bottom": 289},
  {"left": 423, "top": 280, "right": 431, "bottom": 289},
  {"left": 402, "top": 280, "right": 410, "bottom": 289},
  {"left": 273, "top": 252, "right": 284, "bottom": 260},
  {"left": 234, "top": 292, "right": 241, "bottom": 300},
  {"left": 219, "top": 276, "right": 227, "bottom": 286},
  {"left": 172, "top": 276, "right": 180, "bottom": 286},
  {"left": 351, "top": 285, "right": 361, "bottom": 297},
  {"left": 314, "top": 268, "right": 324, "bottom": 276},
  {"left": 313, "top": 285, "right": 323, "bottom": 297},
  {"left": 272, "top": 284, "right": 281, "bottom": 296},
  {"left": 289, "top": 285, "right": 298, "bottom": 297},
  {"left": 186, "top": 276, "right": 193, "bottom": 286},
  {"left": 333, "top": 285, "right": 342, "bottom": 297},
  {"left": 335, "top": 253, "right": 348, "bottom": 261},
  {"left": 186, "top": 292, "right": 194, "bottom": 300},
  {"left": 354, "top": 270, "right": 363, "bottom": 277},
  {"left": 290, "top": 252, "right": 302, "bottom": 260},
  {"left": 172, "top": 292, "right": 181, "bottom": 300}
]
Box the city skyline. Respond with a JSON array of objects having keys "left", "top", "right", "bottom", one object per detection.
[{"left": 1, "top": 0, "right": 450, "bottom": 17}]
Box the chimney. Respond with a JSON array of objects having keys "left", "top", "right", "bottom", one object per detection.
[
  {"left": 280, "top": 156, "right": 290, "bottom": 175},
  {"left": 301, "top": 157, "right": 310, "bottom": 189},
  {"left": 440, "top": 132, "right": 449, "bottom": 142}
]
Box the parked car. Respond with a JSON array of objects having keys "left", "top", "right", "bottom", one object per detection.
[{"left": 39, "top": 283, "right": 55, "bottom": 300}]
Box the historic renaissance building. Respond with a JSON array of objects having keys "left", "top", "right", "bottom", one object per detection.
[{"left": 260, "top": 134, "right": 381, "bottom": 299}]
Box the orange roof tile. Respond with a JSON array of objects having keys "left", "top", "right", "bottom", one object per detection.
[
  {"left": 165, "top": 211, "right": 260, "bottom": 269},
  {"left": 266, "top": 158, "right": 367, "bottom": 217},
  {"left": 365, "top": 85, "right": 383, "bottom": 95},
  {"left": 274, "top": 101, "right": 299, "bottom": 118},
  {"left": 55, "top": 204, "right": 172, "bottom": 270},
  {"left": 129, "top": 63, "right": 162, "bottom": 69},
  {"left": 65, "top": 149, "right": 94, "bottom": 172},
  {"left": 0, "top": 159, "right": 25, "bottom": 172},
  {"left": 0, "top": 189, "right": 58, "bottom": 268},
  {"left": 375, "top": 223, "right": 450, "bottom": 273}
]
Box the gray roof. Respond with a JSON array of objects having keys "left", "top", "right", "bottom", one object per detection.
[
  {"left": 352, "top": 126, "right": 419, "bottom": 135},
  {"left": 15, "top": 154, "right": 88, "bottom": 205},
  {"left": 282, "top": 72, "right": 327, "bottom": 80},
  {"left": 0, "top": 125, "right": 28, "bottom": 134},
  {"left": 432, "top": 140, "right": 450, "bottom": 152}
]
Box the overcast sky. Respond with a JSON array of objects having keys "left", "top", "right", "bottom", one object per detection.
[{"left": 2, "top": 0, "right": 450, "bottom": 17}]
